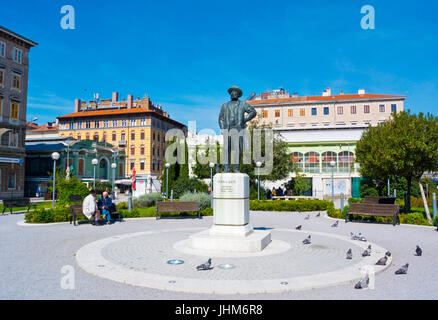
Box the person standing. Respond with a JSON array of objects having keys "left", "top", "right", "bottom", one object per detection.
[{"left": 82, "top": 190, "right": 100, "bottom": 225}]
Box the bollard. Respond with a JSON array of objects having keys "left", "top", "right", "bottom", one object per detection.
[
  {"left": 394, "top": 189, "right": 397, "bottom": 199},
  {"left": 433, "top": 193, "right": 436, "bottom": 225}
]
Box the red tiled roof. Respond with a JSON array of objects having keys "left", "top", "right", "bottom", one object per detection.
[
  {"left": 57, "top": 108, "right": 185, "bottom": 127},
  {"left": 247, "top": 93, "right": 405, "bottom": 105},
  {"left": 28, "top": 124, "right": 59, "bottom": 132}
]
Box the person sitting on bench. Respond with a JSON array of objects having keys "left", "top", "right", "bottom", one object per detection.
[
  {"left": 97, "top": 191, "right": 113, "bottom": 225},
  {"left": 82, "top": 190, "right": 100, "bottom": 225}
]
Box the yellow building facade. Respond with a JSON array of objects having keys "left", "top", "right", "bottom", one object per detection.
[{"left": 57, "top": 92, "right": 186, "bottom": 178}]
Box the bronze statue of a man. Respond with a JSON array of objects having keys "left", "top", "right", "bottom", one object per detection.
[{"left": 219, "top": 86, "right": 257, "bottom": 173}]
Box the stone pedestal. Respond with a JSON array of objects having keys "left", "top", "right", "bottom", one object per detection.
[{"left": 189, "top": 173, "right": 271, "bottom": 253}]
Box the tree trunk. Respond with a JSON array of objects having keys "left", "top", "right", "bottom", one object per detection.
[
  {"left": 406, "top": 177, "right": 411, "bottom": 213},
  {"left": 418, "top": 179, "right": 433, "bottom": 225}
]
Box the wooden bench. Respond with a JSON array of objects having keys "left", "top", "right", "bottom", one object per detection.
[
  {"left": 364, "top": 196, "right": 396, "bottom": 204},
  {"left": 70, "top": 203, "right": 121, "bottom": 226},
  {"left": 2, "top": 198, "right": 36, "bottom": 215},
  {"left": 348, "top": 203, "right": 400, "bottom": 226},
  {"left": 156, "top": 201, "right": 200, "bottom": 220}
]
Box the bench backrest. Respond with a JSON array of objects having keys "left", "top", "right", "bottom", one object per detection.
[
  {"left": 70, "top": 204, "right": 85, "bottom": 217},
  {"left": 350, "top": 203, "right": 399, "bottom": 216},
  {"left": 69, "top": 195, "right": 83, "bottom": 203},
  {"left": 157, "top": 201, "right": 198, "bottom": 213},
  {"left": 3, "top": 198, "right": 31, "bottom": 207}
]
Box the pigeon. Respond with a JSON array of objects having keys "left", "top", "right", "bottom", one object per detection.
[
  {"left": 357, "top": 232, "right": 367, "bottom": 242},
  {"left": 316, "top": 212, "right": 321, "bottom": 217},
  {"left": 346, "top": 249, "right": 353, "bottom": 259},
  {"left": 304, "top": 215, "right": 310, "bottom": 220},
  {"left": 415, "top": 245, "right": 422, "bottom": 256},
  {"left": 375, "top": 255, "right": 388, "bottom": 266},
  {"left": 196, "top": 258, "right": 212, "bottom": 271},
  {"left": 354, "top": 274, "right": 369, "bottom": 289},
  {"left": 331, "top": 220, "right": 339, "bottom": 228},
  {"left": 302, "top": 235, "right": 311, "bottom": 245},
  {"left": 385, "top": 251, "right": 391, "bottom": 257},
  {"left": 362, "top": 246, "right": 371, "bottom": 257},
  {"left": 295, "top": 225, "right": 302, "bottom": 230},
  {"left": 395, "top": 263, "right": 409, "bottom": 275},
  {"left": 350, "top": 232, "right": 359, "bottom": 240}
]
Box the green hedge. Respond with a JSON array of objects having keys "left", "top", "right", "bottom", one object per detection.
[{"left": 249, "top": 199, "right": 335, "bottom": 214}]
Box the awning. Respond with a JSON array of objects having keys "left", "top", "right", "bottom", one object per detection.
[{"left": 0, "top": 157, "right": 23, "bottom": 165}]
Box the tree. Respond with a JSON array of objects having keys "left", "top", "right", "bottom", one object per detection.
[{"left": 356, "top": 111, "right": 438, "bottom": 222}]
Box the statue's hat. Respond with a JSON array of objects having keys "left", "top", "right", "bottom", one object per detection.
[{"left": 228, "top": 86, "right": 243, "bottom": 98}]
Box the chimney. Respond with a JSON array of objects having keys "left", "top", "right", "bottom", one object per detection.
[
  {"left": 322, "top": 88, "right": 331, "bottom": 97},
  {"left": 112, "top": 92, "right": 119, "bottom": 103},
  {"left": 358, "top": 88, "right": 365, "bottom": 95},
  {"left": 74, "top": 99, "right": 81, "bottom": 112},
  {"left": 127, "top": 95, "right": 133, "bottom": 108},
  {"left": 340, "top": 91, "right": 344, "bottom": 95},
  {"left": 292, "top": 93, "right": 298, "bottom": 98}
]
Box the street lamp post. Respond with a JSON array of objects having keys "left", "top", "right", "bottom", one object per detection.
[
  {"left": 165, "top": 163, "right": 170, "bottom": 199},
  {"left": 51, "top": 152, "right": 60, "bottom": 209},
  {"left": 256, "top": 161, "right": 262, "bottom": 200},
  {"left": 92, "top": 158, "right": 98, "bottom": 190},
  {"left": 111, "top": 162, "right": 117, "bottom": 199},
  {"left": 330, "top": 160, "right": 336, "bottom": 203},
  {"left": 209, "top": 162, "right": 215, "bottom": 208}
]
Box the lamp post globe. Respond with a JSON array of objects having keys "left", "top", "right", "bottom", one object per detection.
[
  {"left": 51, "top": 152, "right": 60, "bottom": 161},
  {"left": 92, "top": 158, "right": 98, "bottom": 190}
]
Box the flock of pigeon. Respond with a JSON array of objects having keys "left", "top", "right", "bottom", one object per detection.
[{"left": 193, "top": 213, "right": 424, "bottom": 291}]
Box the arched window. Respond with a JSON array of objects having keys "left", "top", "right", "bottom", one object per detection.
[
  {"left": 322, "top": 152, "right": 337, "bottom": 173},
  {"left": 140, "top": 145, "right": 145, "bottom": 155},
  {"left": 112, "top": 132, "right": 116, "bottom": 141},
  {"left": 93, "top": 133, "right": 99, "bottom": 142},
  {"left": 130, "top": 146, "right": 135, "bottom": 156},
  {"left": 291, "top": 152, "right": 304, "bottom": 171},
  {"left": 121, "top": 132, "right": 126, "bottom": 141},
  {"left": 304, "top": 152, "right": 320, "bottom": 173},
  {"left": 86, "top": 133, "right": 90, "bottom": 140},
  {"left": 338, "top": 151, "right": 354, "bottom": 173},
  {"left": 78, "top": 158, "right": 85, "bottom": 175}
]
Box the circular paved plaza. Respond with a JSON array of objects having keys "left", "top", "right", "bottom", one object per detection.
[{"left": 1, "top": 211, "right": 438, "bottom": 299}]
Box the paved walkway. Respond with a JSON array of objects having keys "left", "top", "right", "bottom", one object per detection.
[{"left": 1, "top": 211, "right": 437, "bottom": 299}]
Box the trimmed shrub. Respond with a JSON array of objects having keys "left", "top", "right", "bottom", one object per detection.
[
  {"left": 56, "top": 177, "right": 90, "bottom": 206},
  {"left": 171, "top": 178, "right": 209, "bottom": 198},
  {"left": 249, "top": 185, "right": 267, "bottom": 200},
  {"left": 133, "top": 193, "right": 164, "bottom": 208},
  {"left": 249, "top": 199, "right": 332, "bottom": 212},
  {"left": 180, "top": 192, "right": 211, "bottom": 211}
]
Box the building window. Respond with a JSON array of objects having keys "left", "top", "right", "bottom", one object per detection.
[
  {"left": 338, "top": 151, "right": 354, "bottom": 173},
  {"left": 11, "top": 102, "right": 19, "bottom": 120},
  {"left": 140, "top": 161, "right": 145, "bottom": 171},
  {"left": 321, "top": 151, "right": 337, "bottom": 173},
  {"left": 131, "top": 146, "right": 135, "bottom": 155},
  {"left": 140, "top": 118, "right": 146, "bottom": 125},
  {"left": 119, "top": 163, "right": 124, "bottom": 177},
  {"left": 379, "top": 104, "right": 385, "bottom": 113},
  {"left": 153, "top": 161, "right": 156, "bottom": 171},
  {"left": 86, "top": 133, "right": 90, "bottom": 140},
  {"left": 78, "top": 159, "right": 85, "bottom": 175},
  {"left": 12, "top": 74, "right": 20, "bottom": 90},
  {"left": 304, "top": 152, "right": 320, "bottom": 173},
  {"left": 86, "top": 121, "right": 91, "bottom": 129},
  {"left": 131, "top": 119, "right": 136, "bottom": 127},
  {"left": 102, "top": 132, "right": 106, "bottom": 142},
  {"left": 77, "top": 134, "right": 81, "bottom": 140},
  {"left": 112, "top": 120, "right": 118, "bottom": 127},
  {"left": 364, "top": 105, "right": 370, "bottom": 114},
  {"left": 291, "top": 152, "right": 304, "bottom": 171},
  {"left": 391, "top": 104, "right": 397, "bottom": 113},
  {"left": 153, "top": 132, "right": 155, "bottom": 141},
  {"left": 140, "top": 131, "right": 145, "bottom": 140},
  {"left": 112, "top": 132, "right": 116, "bottom": 141},
  {"left": 94, "top": 121, "right": 100, "bottom": 128},
  {"left": 288, "top": 109, "right": 293, "bottom": 117},
  {"left": 130, "top": 162, "right": 135, "bottom": 171},
  {"left": 8, "top": 171, "right": 16, "bottom": 189},
  {"left": 337, "top": 106, "right": 343, "bottom": 115},
  {"left": 351, "top": 106, "right": 357, "bottom": 114},
  {"left": 263, "top": 110, "right": 268, "bottom": 118},
  {"left": 69, "top": 122, "right": 74, "bottom": 130},
  {"left": 0, "top": 41, "right": 5, "bottom": 57},
  {"left": 103, "top": 121, "right": 109, "bottom": 128},
  {"left": 0, "top": 68, "right": 4, "bottom": 86},
  {"left": 275, "top": 110, "right": 280, "bottom": 118},
  {"left": 300, "top": 108, "right": 305, "bottom": 116},
  {"left": 323, "top": 107, "right": 329, "bottom": 115},
  {"left": 121, "top": 132, "right": 125, "bottom": 140},
  {"left": 311, "top": 108, "right": 317, "bottom": 116},
  {"left": 131, "top": 131, "right": 135, "bottom": 140},
  {"left": 13, "top": 48, "right": 22, "bottom": 63},
  {"left": 93, "top": 134, "right": 99, "bottom": 142},
  {"left": 121, "top": 120, "right": 127, "bottom": 127},
  {"left": 140, "top": 145, "right": 145, "bottom": 155},
  {"left": 76, "top": 121, "right": 82, "bottom": 129}
]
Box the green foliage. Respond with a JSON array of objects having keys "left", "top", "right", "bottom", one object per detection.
[
  {"left": 356, "top": 111, "right": 438, "bottom": 212},
  {"left": 284, "top": 169, "right": 311, "bottom": 196},
  {"left": 94, "top": 181, "right": 113, "bottom": 194},
  {"left": 56, "top": 177, "right": 90, "bottom": 206},
  {"left": 171, "top": 177, "right": 209, "bottom": 198},
  {"left": 117, "top": 202, "right": 128, "bottom": 210},
  {"left": 249, "top": 199, "right": 333, "bottom": 212},
  {"left": 120, "top": 206, "right": 213, "bottom": 218},
  {"left": 133, "top": 193, "right": 164, "bottom": 208},
  {"left": 24, "top": 207, "right": 71, "bottom": 224},
  {"left": 179, "top": 192, "right": 211, "bottom": 210},
  {"left": 249, "top": 185, "right": 267, "bottom": 200}
]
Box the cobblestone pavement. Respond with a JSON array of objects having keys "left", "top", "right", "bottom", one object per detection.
[{"left": 1, "top": 211, "right": 437, "bottom": 299}]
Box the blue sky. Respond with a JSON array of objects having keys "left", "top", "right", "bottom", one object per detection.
[{"left": 1, "top": 0, "right": 437, "bottom": 132}]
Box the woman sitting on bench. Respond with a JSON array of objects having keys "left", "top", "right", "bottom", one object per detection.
[{"left": 97, "top": 191, "right": 113, "bottom": 225}]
